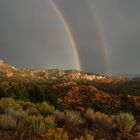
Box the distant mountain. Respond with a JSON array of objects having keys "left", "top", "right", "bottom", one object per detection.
[
  {"left": 123, "top": 74, "right": 140, "bottom": 78},
  {"left": 114, "top": 73, "right": 140, "bottom": 78},
  {"left": 0, "top": 59, "right": 129, "bottom": 83}
]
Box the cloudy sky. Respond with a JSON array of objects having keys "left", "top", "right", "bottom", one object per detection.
[{"left": 1, "top": 0, "right": 140, "bottom": 75}]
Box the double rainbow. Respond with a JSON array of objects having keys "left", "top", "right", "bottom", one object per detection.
[{"left": 48, "top": 0, "right": 110, "bottom": 75}]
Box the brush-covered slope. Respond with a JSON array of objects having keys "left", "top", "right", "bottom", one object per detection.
[{"left": 0, "top": 59, "right": 128, "bottom": 82}]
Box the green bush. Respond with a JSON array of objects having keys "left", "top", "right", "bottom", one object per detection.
[
  {"left": 18, "top": 100, "right": 35, "bottom": 110},
  {"left": 36, "top": 128, "right": 69, "bottom": 140},
  {"left": 0, "top": 114, "right": 17, "bottom": 129},
  {"left": 37, "top": 101, "right": 55, "bottom": 116},
  {"left": 75, "top": 134, "right": 94, "bottom": 140},
  {"left": 65, "top": 111, "right": 83, "bottom": 128},
  {"left": 94, "top": 112, "right": 114, "bottom": 131},
  {"left": 7, "top": 86, "right": 28, "bottom": 101},
  {"left": 84, "top": 110, "right": 115, "bottom": 140},
  {"left": 29, "top": 86, "right": 45, "bottom": 103},
  {"left": 0, "top": 98, "right": 22, "bottom": 113},
  {"left": 112, "top": 113, "right": 136, "bottom": 134},
  {"left": 27, "top": 106, "right": 40, "bottom": 115},
  {"left": 5, "top": 107, "right": 28, "bottom": 123},
  {"left": 25, "top": 115, "right": 55, "bottom": 133}
]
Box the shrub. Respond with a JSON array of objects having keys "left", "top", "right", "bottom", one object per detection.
[
  {"left": 37, "top": 102, "right": 55, "bottom": 116},
  {"left": 84, "top": 108, "right": 95, "bottom": 128},
  {"left": 5, "top": 107, "right": 27, "bottom": 118},
  {"left": 29, "top": 86, "right": 45, "bottom": 103},
  {"left": 7, "top": 86, "right": 28, "bottom": 101},
  {"left": 93, "top": 112, "right": 114, "bottom": 140},
  {"left": 112, "top": 113, "right": 136, "bottom": 134},
  {"left": 65, "top": 111, "right": 83, "bottom": 128},
  {"left": 36, "top": 128, "right": 69, "bottom": 140},
  {"left": 5, "top": 107, "right": 28, "bottom": 129},
  {"left": 0, "top": 98, "right": 21, "bottom": 113},
  {"left": 84, "top": 109, "right": 114, "bottom": 131},
  {"left": 18, "top": 100, "right": 35, "bottom": 110},
  {"left": 92, "top": 101, "right": 111, "bottom": 114},
  {"left": 86, "top": 112, "right": 115, "bottom": 140},
  {"left": 94, "top": 112, "right": 115, "bottom": 131},
  {"left": 27, "top": 106, "right": 40, "bottom": 116},
  {"left": 25, "top": 115, "right": 55, "bottom": 133},
  {"left": 0, "top": 114, "right": 17, "bottom": 129},
  {"left": 55, "top": 110, "right": 65, "bottom": 127},
  {"left": 75, "top": 134, "right": 94, "bottom": 140}
]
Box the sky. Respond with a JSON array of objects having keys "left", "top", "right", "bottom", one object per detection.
[{"left": 1, "top": 0, "right": 140, "bottom": 75}]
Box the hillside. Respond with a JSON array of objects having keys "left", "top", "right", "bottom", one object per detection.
[
  {"left": 0, "top": 59, "right": 140, "bottom": 139},
  {"left": 0, "top": 59, "right": 128, "bottom": 81},
  {"left": 0, "top": 59, "right": 140, "bottom": 111}
]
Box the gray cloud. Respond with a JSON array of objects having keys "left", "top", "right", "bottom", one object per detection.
[
  {"left": 91, "top": 0, "right": 140, "bottom": 75},
  {"left": 0, "top": 0, "right": 78, "bottom": 70},
  {"left": 1, "top": 0, "right": 140, "bottom": 75}
]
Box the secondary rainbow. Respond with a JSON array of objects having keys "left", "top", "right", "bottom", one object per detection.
[
  {"left": 48, "top": 0, "right": 111, "bottom": 74},
  {"left": 87, "top": 0, "right": 111, "bottom": 75},
  {"left": 48, "top": 0, "right": 81, "bottom": 71},
  {"left": 92, "top": 11, "right": 111, "bottom": 75}
]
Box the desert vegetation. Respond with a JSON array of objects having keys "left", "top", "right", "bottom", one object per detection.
[
  {"left": 0, "top": 97, "right": 138, "bottom": 140},
  {"left": 0, "top": 62, "right": 140, "bottom": 139}
]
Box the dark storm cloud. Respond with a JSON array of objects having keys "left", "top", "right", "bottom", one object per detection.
[
  {"left": 56, "top": 0, "right": 140, "bottom": 75},
  {"left": 0, "top": 0, "right": 78, "bottom": 70},
  {"left": 91, "top": 0, "right": 140, "bottom": 75},
  {"left": 1, "top": 0, "right": 140, "bottom": 75}
]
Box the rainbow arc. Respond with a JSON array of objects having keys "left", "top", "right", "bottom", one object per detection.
[
  {"left": 48, "top": 0, "right": 81, "bottom": 71},
  {"left": 48, "top": 0, "right": 111, "bottom": 75}
]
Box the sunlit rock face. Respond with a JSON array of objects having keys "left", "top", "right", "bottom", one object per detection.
[
  {"left": 0, "top": 59, "right": 128, "bottom": 83},
  {"left": 0, "top": 60, "right": 4, "bottom": 64}
]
